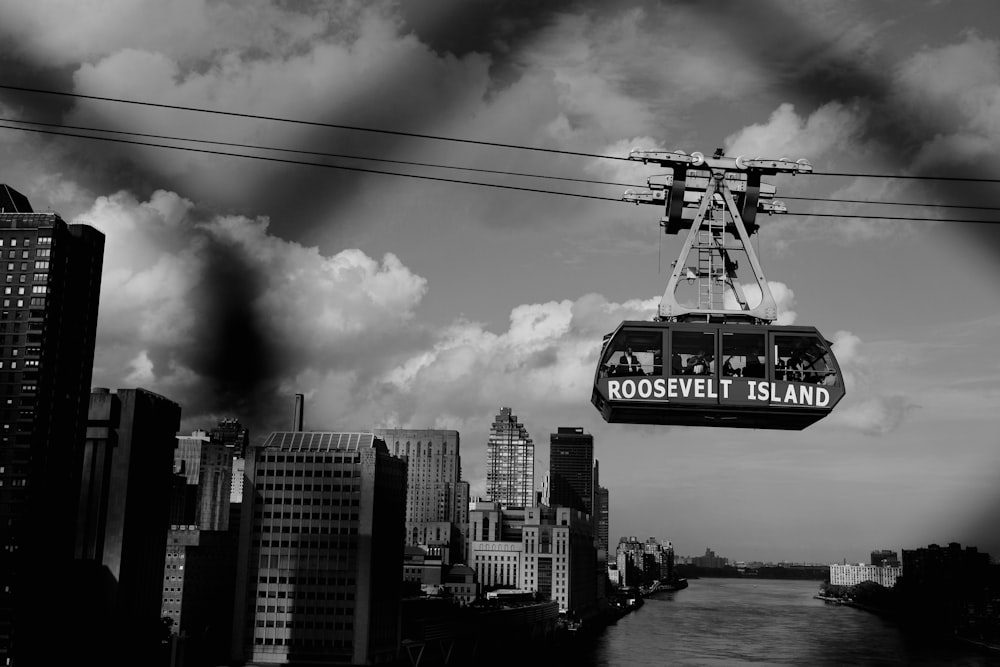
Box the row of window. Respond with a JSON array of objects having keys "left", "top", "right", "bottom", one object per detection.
[
  {"left": 261, "top": 483, "right": 358, "bottom": 493},
  {"left": 257, "top": 468, "right": 359, "bottom": 478},
  {"left": 0, "top": 237, "right": 49, "bottom": 248},
  {"left": 258, "top": 590, "right": 355, "bottom": 600},
  {"left": 258, "top": 511, "right": 359, "bottom": 521},
  {"left": 260, "top": 454, "right": 359, "bottom": 464},
  {"left": 253, "top": 637, "right": 353, "bottom": 648},
  {"left": 256, "top": 605, "right": 354, "bottom": 615},
  {"left": 254, "top": 537, "right": 358, "bottom": 547},
  {"left": 261, "top": 497, "right": 361, "bottom": 506},
  {"left": 256, "top": 575, "right": 356, "bottom": 585}
]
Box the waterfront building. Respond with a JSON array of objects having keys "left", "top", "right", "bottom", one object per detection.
[
  {"left": 829, "top": 563, "right": 901, "bottom": 588},
  {"left": 520, "top": 505, "right": 596, "bottom": 616},
  {"left": 76, "top": 387, "right": 183, "bottom": 661},
  {"left": 374, "top": 428, "right": 468, "bottom": 564},
  {"left": 232, "top": 431, "right": 407, "bottom": 666},
  {"left": 0, "top": 185, "right": 104, "bottom": 665},
  {"left": 548, "top": 427, "right": 594, "bottom": 515},
  {"left": 485, "top": 407, "right": 534, "bottom": 507},
  {"left": 871, "top": 549, "right": 900, "bottom": 567},
  {"left": 616, "top": 536, "right": 674, "bottom": 587}
]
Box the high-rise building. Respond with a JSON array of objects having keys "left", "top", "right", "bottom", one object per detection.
[
  {"left": 76, "top": 387, "right": 183, "bottom": 661},
  {"left": 485, "top": 407, "right": 534, "bottom": 507},
  {"left": 549, "top": 427, "right": 593, "bottom": 515},
  {"left": 232, "top": 431, "right": 407, "bottom": 666},
  {"left": 594, "top": 483, "right": 610, "bottom": 563},
  {"left": 173, "top": 429, "right": 233, "bottom": 530},
  {"left": 209, "top": 417, "right": 250, "bottom": 504},
  {"left": 373, "top": 428, "right": 467, "bottom": 563},
  {"left": 521, "top": 505, "right": 596, "bottom": 616},
  {"left": 0, "top": 186, "right": 104, "bottom": 665}
]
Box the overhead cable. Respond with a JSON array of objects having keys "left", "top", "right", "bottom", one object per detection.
[
  {"left": 4, "top": 117, "right": 998, "bottom": 213},
  {"left": 0, "top": 83, "right": 630, "bottom": 162}
]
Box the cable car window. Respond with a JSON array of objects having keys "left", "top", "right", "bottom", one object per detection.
[
  {"left": 721, "top": 332, "right": 766, "bottom": 379},
  {"left": 671, "top": 331, "right": 716, "bottom": 376},
  {"left": 774, "top": 334, "right": 838, "bottom": 385},
  {"left": 600, "top": 330, "right": 662, "bottom": 377}
]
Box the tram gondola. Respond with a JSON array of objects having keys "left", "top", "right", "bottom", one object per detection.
[
  {"left": 591, "top": 320, "right": 844, "bottom": 430},
  {"left": 591, "top": 149, "right": 844, "bottom": 430}
]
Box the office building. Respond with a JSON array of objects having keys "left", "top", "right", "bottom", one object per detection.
[
  {"left": 594, "top": 478, "right": 609, "bottom": 563},
  {"left": 210, "top": 417, "right": 250, "bottom": 504},
  {"left": 76, "top": 387, "right": 183, "bottom": 661},
  {"left": 468, "top": 501, "right": 526, "bottom": 589},
  {"left": 173, "top": 429, "right": 232, "bottom": 530},
  {"left": 374, "top": 428, "right": 468, "bottom": 564},
  {"left": 232, "top": 431, "right": 407, "bottom": 665},
  {"left": 485, "top": 407, "right": 534, "bottom": 508},
  {"left": 0, "top": 185, "right": 104, "bottom": 665},
  {"left": 521, "top": 506, "right": 596, "bottom": 615},
  {"left": 548, "top": 427, "right": 593, "bottom": 515}
]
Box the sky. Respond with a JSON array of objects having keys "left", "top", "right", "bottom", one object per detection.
[{"left": 0, "top": 0, "right": 998, "bottom": 564}]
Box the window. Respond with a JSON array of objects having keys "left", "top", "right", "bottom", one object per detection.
[
  {"left": 35, "top": 249, "right": 49, "bottom": 258},
  {"left": 37, "top": 237, "right": 51, "bottom": 245},
  {"left": 721, "top": 332, "right": 766, "bottom": 379},
  {"left": 671, "top": 330, "right": 716, "bottom": 376},
  {"left": 600, "top": 329, "right": 663, "bottom": 377},
  {"left": 774, "top": 335, "right": 838, "bottom": 385},
  {"left": 9, "top": 240, "right": 15, "bottom": 248},
  {"left": 31, "top": 286, "right": 46, "bottom": 295},
  {"left": 34, "top": 261, "right": 48, "bottom": 270}
]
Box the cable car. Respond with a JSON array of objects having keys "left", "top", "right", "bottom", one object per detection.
[{"left": 591, "top": 149, "right": 844, "bottom": 430}]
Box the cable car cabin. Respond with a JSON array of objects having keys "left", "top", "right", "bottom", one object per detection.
[{"left": 591, "top": 321, "right": 845, "bottom": 430}]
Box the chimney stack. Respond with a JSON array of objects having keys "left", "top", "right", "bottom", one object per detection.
[{"left": 293, "top": 393, "right": 304, "bottom": 432}]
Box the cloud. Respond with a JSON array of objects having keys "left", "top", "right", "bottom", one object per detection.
[
  {"left": 78, "top": 189, "right": 428, "bottom": 427},
  {"left": 724, "top": 101, "right": 866, "bottom": 163},
  {"left": 723, "top": 281, "right": 798, "bottom": 325},
  {"left": 824, "top": 330, "right": 918, "bottom": 435}
]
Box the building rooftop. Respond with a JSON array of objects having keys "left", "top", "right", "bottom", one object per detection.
[{"left": 261, "top": 431, "right": 383, "bottom": 452}]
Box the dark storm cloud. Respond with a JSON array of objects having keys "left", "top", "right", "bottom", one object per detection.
[
  {"left": 186, "top": 237, "right": 281, "bottom": 414},
  {"left": 684, "top": 1, "right": 1000, "bottom": 255}
]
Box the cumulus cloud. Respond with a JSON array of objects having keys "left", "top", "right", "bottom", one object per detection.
[
  {"left": 724, "top": 101, "right": 866, "bottom": 164},
  {"left": 723, "top": 281, "right": 798, "bottom": 325},
  {"left": 78, "top": 189, "right": 428, "bottom": 427},
  {"left": 825, "top": 330, "right": 918, "bottom": 435}
]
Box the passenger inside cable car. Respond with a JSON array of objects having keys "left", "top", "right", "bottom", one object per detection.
[
  {"left": 774, "top": 335, "right": 837, "bottom": 385},
  {"left": 599, "top": 332, "right": 662, "bottom": 378}
]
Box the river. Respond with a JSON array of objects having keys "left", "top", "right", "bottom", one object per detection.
[{"left": 558, "top": 578, "right": 999, "bottom": 666}]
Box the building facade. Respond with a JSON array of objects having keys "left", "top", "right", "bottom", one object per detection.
[
  {"left": 373, "top": 428, "right": 467, "bottom": 564},
  {"left": 548, "top": 427, "right": 594, "bottom": 516},
  {"left": 0, "top": 186, "right": 104, "bottom": 665},
  {"left": 174, "top": 430, "right": 233, "bottom": 531},
  {"left": 485, "top": 407, "right": 534, "bottom": 507},
  {"left": 830, "top": 563, "right": 902, "bottom": 588},
  {"left": 76, "top": 387, "right": 183, "bottom": 661},
  {"left": 232, "top": 431, "right": 407, "bottom": 666},
  {"left": 521, "top": 506, "right": 596, "bottom": 615}
]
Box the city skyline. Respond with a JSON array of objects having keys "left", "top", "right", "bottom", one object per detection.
[{"left": 0, "top": 1, "right": 999, "bottom": 564}]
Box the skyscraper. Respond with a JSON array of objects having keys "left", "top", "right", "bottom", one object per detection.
[
  {"left": 173, "top": 429, "right": 233, "bottom": 530},
  {"left": 548, "top": 427, "right": 594, "bottom": 515},
  {"left": 0, "top": 186, "right": 104, "bottom": 665},
  {"left": 76, "top": 387, "right": 183, "bottom": 662},
  {"left": 209, "top": 417, "right": 250, "bottom": 504},
  {"left": 374, "top": 428, "right": 467, "bottom": 562},
  {"left": 486, "top": 407, "right": 534, "bottom": 507},
  {"left": 232, "top": 431, "right": 407, "bottom": 665}
]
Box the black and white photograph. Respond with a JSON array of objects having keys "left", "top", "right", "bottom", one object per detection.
[{"left": 0, "top": 1, "right": 998, "bottom": 665}]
